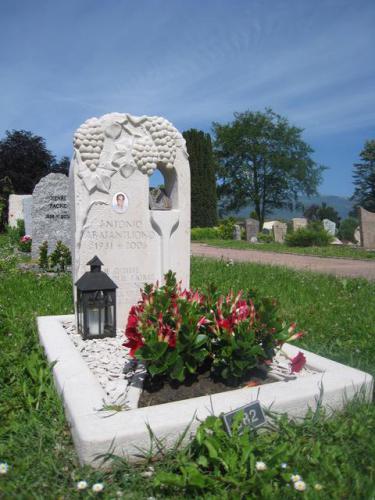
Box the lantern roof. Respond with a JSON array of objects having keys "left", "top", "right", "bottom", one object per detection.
[{"left": 75, "top": 256, "right": 118, "bottom": 291}]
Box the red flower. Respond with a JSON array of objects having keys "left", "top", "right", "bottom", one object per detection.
[
  {"left": 290, "top": 351, "right": 306, "bottom": 373},
  {"left": 123, "top": 307, "right": 144, "bottom": 357}
]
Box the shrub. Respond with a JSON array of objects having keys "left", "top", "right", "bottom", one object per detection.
[
  {"left": 217, "top": 217, "right": 236, "bottom": 239},
  {"left": 191, "top": 227, "right": 219, "bottom": 240},
  {"left": 49, "top": 241, "right": 71, "bottom": 272},
  {"left": 124, "top": 272, "right": 301, "bottom": 383},
  {"left": 285, "top": 227, "right": 333, "bottom": 247},
  {"left": 6, "top": 219, "right": 25, "bottom": 246},
  {"left": 257, "top": 232, "right": 274, "bottom": 243},
  {"left": 337, "top": 217, "right": 358, "bottom": 243},
  {"left": 18, "top": 235, "right": 32, "bottom": 252},
  {"left": 38, "top": 241, "right": 49, "bottom": 270}
]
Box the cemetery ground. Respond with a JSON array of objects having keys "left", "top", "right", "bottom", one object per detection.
[{"left": 1, "top": 234, "right": 375, "bottom": 499}]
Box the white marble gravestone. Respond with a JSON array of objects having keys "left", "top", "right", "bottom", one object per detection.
[
  {"left": 292, "top": 217, "right": 308, "bottom": 231},
  {"left": 31, "top": 174, "right": 71, "bottom": 258},
  {"left": 323, "top": 218, "right": 336, "bottom": 236},
  {"left": 273, "top": 221, "right": 287, "bottom": 243},
  {"left": 70, "top": 113, "right": 191, "bottom": 329},
  {"left": 22, "top": 196, "right": 33, "bottom": 236},
  {"left": 8, "top": 194, "right": 32, "bottom": 228}
]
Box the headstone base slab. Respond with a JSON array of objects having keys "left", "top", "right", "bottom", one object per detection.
[{"left": 38, "top": 314, "right": 373, "bottom": 468}]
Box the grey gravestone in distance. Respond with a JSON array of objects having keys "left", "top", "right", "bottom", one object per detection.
[
  {"left": 245, "top": 218, "right": 259, "bottom": 241},
  {"left": 233, "top": 224, "right": 241, "bottom": 240},
  {"left": 323, "top": 218, "right": 336, "bottom": 236},
  {"left": 31, "top": 173, "right": 71, "bottom": 258},
  {"left": 292, "top": 217, "right": 307, "bottom": 231},
  {"left": 359, "top": 207, "right": 375, "bottom": 249},
  {"left": 273, "top": 221, "right": 287, "bottom": 243},
  {"left": 8, "top": 194, "right": 32, "bottom": 228},
  {"left": 22, "top": 196, "right": 33, "bottom": 236}
]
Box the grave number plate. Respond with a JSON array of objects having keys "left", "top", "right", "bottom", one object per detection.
[{"left": 222, "top": 400, "right": 266, "bottom": 435}]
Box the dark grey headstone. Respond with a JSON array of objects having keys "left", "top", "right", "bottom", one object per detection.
[
  {"left": 31, "top": 173, "right": 71, "bottom": 258},
  {"left": 245, "top": 218, "right": 259, "bottom": 241}
]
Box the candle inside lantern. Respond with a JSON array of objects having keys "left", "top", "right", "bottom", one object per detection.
[{"left": 88, "top": 307, "right": 100, "bottom": 336}]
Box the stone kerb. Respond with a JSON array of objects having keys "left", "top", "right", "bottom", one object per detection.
[
  {"left": 31, "top": 173, "right": 71, "bottom": 258},
  {"left": 37, "top": 314, "right": 374, "bottom": 468},
  {"left": 359, "top": 207, "right": 375, "bottom": 249},
  {"left": 70, "top": 113, "right": 191, "bottom": 329},
  {"left": 8, "top": 194, "right": 32, "bottom": 228}
]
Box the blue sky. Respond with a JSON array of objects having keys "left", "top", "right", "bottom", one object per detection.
[{"left": 1, "top": 0, "right": 374, "bottom": 196}]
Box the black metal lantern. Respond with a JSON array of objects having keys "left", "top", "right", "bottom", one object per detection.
[{"left": 75, "top": 256, "right": 118, "bottom": 340}]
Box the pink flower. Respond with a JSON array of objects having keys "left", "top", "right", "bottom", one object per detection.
[{"left": 290, "top": 352, "right": 306, "bottom": 373}]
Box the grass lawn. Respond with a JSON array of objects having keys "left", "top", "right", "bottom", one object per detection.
[
  {"left": 0, "top": 234, "right": 374, "bottom": 499},
  {"left": 195, "top": 238, "right": 375, "bottom": 260}
]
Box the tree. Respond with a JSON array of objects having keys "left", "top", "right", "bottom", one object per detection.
[
  {"left": 0, "top": 130, "right": 64, "bottom": 229},
  {"left": 213, "top": 109, "right": 325, "bottom": 228},
  {"left": 52, "top": 156, "right": 70, "bottom": 176},
  {"left": 351, "top": 139, "right": 375, "bottom": 214},
  {"left": 0, "top": 130, "right": 55, "bottom": 194},
  {"left": 303, "top": 202, "right": 340, "bottom": 225},
  {"left": 183, "top": 129, "right": 217, "bottom": 227}
]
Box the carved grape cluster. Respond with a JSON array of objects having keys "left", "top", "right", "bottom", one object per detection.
[
  {"left": 132, "top": 136, "right": 159, "bottom": 176},
  {"left": 144, "top": 117, "right": 178, "bottom": 171},
  {"left": 73, "top": 118, "right": 105, "bottom": 171}
]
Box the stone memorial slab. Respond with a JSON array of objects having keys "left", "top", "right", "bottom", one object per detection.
[
  {"left": 245, "top": 218, "right": 259, "bottom": 241},
  {"left": 22, "top": 196, "right": 33, "bottom": 236},
  {"left": 70, "top": 113, "right": 190, "bottom": 329},
  {"left": 233, "top": 224, "right": 241, "bottom": 240},
  {"left": 31, "top": 174, "right": 71, "bottom": 258},
  {"left": 323, "top": 218, "right": 336, "bottom": 236},
  {"left": 273, "top": 221, "right": 287, "bottom": 243},
  {"left": 292, "top": 217, "right": 307, "bottom": 231},
  {"left": 359, "top": 207, "right": 375, "bottom": 249},
  {"left": 8, "top": 194, "right": 32, "bottom": 228}
]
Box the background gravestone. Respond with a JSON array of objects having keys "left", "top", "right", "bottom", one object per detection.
[
  {"left": 22, "top": 196, "right": 33, "bottom": 236},
  {"left": 233, "top": 224, "right": 241, "bottom": 240},
  {"left": 70, "top": 113, "right": 191, "bottom": 329},
  {"left": 273, "top": 221, "right": 287, "bottom": 243},
  {"left": 245, "top": 218, "right": 259, "bottom": 241},
  {"left": 323, "top": 218, "right": 336, "bottom": 235},
  {"left": 8, "top": 194, "right": 32, "bottom": 228},
  {"left": 292, "top": 217, "right": 308, "bottom": 231},
  {"left": 359, "top": 207, "right": 375, "bottom": 249},
  {"left": 31, "top": 173, "right": 71, "bottom": 258}
]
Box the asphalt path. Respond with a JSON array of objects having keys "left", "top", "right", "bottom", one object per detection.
[{"left": 191, "top": 243, "right": 375, "bottom": 280}]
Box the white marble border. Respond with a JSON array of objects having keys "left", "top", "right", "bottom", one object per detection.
[{"left": 38, "top": 314, "right": 373, "bottom": 468}]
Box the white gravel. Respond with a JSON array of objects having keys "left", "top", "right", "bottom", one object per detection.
[{"left": 62, "top": 320, "right": 146, "bottom": 409}]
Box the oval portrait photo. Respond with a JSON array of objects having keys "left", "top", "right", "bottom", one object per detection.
[{"left": 112, "top": 192, "right": 129, "bottom": 214}]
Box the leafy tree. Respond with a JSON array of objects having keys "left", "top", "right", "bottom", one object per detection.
[
  {"left": 0, "top": 130, "right": 55, "bottom": 194},
  {"left": 183, "top": 129, "right": 217, "bottom": 227},
  {"left": 351, "top": 139, "right": 375, "bottom": 214},
  {"left": 52, "top": 156, "right": 70, "bottom": 176},
  {"left": 0, "top": 130, "right": 68, "bottom": 229},
  {"left": 213, "top": 109, "right": 325, "bottom": 228},
  {"left": 303, "top": 202, "right": 340, "bottom": 224}
]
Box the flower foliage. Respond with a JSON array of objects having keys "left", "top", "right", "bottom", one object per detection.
[
  {"left": 18, "top": 235, "right": 32, "bottom": 253},
  {"left": 124, "top": 271, "right": 301, "bottom": 382}
]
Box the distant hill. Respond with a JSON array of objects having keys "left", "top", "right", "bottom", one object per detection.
[{"left": 225, "top": 195, "right": 354, "bottom": 221}]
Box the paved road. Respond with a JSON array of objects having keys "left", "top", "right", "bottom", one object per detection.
[{"left": 191, "top": 243, "right": 375, "bottom": 280}]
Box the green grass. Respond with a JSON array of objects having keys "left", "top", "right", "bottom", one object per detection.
[
  {"left": 196, "top": 238, "right": 375, "bottom": 260},
  {"left": 0, "top": 234, "right": 374, "bottom": 499}
]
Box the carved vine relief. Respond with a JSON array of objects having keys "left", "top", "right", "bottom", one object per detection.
[
  {"left": 73, "top": 113, "right": 186, "bottom": 194},
  {"left": 72, "top": 113, "right": 187, "bottom": 275}
]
